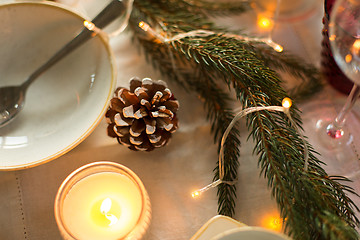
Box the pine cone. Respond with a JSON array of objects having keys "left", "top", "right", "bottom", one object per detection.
[{"left": 106, "top": 77, "right": 179, "bottom": 151}]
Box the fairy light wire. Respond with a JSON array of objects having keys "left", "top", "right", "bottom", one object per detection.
[
  {"left": 269, "top": 0, "right": 281, "bottom": 41},
  {"left": 219, "top": 105, "right": 284, "bottom": 180},
  {"left": 220, "top": 98, "right": 309, "bottom": 179},
  {"left": 138, "top": 21, "right": 283, "bottom": 52},
  {"left": 192, "top": 98, "right": 309, "bottom": 198},
  {"left": 266, "top": 0, "right": 283, "bottom": 53}
]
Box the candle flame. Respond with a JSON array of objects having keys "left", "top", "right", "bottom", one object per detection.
[
  {"left": 100, "top": 198, "right": 112, "bottom": 213},
  {"left": 100, "top": 198, "right": 119, "bottom": 226}
]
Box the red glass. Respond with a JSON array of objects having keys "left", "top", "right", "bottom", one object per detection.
[{"left": 321, "top": 0, "right": 354, "bottom": 94}]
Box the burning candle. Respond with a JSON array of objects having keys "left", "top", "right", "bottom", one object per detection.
[{"left": 55, "top": 162, "right": 151, "bottom": 240}]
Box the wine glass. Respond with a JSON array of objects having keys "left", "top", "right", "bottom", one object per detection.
[
  {"left": 317, "top": 0, "right": 360, "bottom": 147},
  {"left": 315, "top": 0, "right": 360, "bottom": 178}
]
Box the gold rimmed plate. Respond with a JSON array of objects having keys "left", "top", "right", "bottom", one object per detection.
[{"left": 0, "top": 1, "right": 116, "bottom": 170}]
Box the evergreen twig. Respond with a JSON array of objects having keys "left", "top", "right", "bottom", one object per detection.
[{"left": 128, "top": 0, "right": 359, "bottom": 239}]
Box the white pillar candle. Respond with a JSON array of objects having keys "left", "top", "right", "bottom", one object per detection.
[{"left": 55, "top": 162, "right": 151, "bottom": 240}]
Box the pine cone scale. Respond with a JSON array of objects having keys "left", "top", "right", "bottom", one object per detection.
[
  {"left": 163, "top": 100, "right": 179, "bottom": 112},
  {"left": 115, "top": 126, "right": 130, "bottom": 137},
  {"left": 134, "top": 107, "right": 148, "bottom": 119},
  {"left": 129, "top": 78, "right": 142, "bottom": 92},
  {"left": 134, "top": 87, "right": 149, "bottom": 100},
  {"left": 110, "top": 98, "right": 125, "bottom": 112},
  {"left": 130, "top": 119, "right": 146, "bottom": 137},
  {"left": 144, "top": 118, "right": 156, "bottom": 134},
  {"left": 140, "top": 99, "right": 151, "bottom": 109},
  {"left": 118, "top": 88, "right": 139, "bottom": 106},
  {"left": 107, "top": 123, "right": 118, "bottom": 138},
  {"left": 114, "top": 113, "right": 133, "bottom": 126},
  {"left": 130, "top": 135, "right": 143, "bottom": 145},
  {"left": 149, "top": 132, "right": 161, "bottom": 143},
  {"left": 123, "top": 105, "right": 136, "bottom": 118}
]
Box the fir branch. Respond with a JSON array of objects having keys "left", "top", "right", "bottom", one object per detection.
[
  {"left": 241, "top": 43, "right": 323, "bottom": 100},
  {"left": 128, "top": 1, "right": 359, "bottom": 239},
  {"left": 131, "top": 28, "right": 241, "bottom": 216}
]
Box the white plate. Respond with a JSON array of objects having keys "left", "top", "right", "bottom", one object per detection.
[{"left": 0, "top": 1, "right": 116, "bottom": 170}]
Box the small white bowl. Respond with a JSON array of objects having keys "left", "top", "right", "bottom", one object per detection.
[
  {"left": 211, "top": 227, "right": 291, "bottom": 240},
  {"left": 191, "top": 215, "right": 291, "bottom": 240},
  {"left": 0, "top": 1, "right": 116, "bottom": 170}
]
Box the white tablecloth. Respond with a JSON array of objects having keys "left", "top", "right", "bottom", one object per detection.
[{"left": 1, "top": 0, "right": 359, "bottom": 239}]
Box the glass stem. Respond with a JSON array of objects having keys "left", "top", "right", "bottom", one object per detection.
[{"left": 333, "top": 84, "right": 360, "bottom": 128}]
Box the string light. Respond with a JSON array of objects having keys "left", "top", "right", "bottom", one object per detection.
[
  {"left": 353, "top": 39, "right": 360, "bottom": 50},
  {"left": 265, "top": 39, "right": 284, "bottom": 53},
  {"left": 82, "top": 0, "right": 134, "bottom": 38},
  {"left": 252, "top": 0, "right": 283, "bottom": 53},
  {"left": 282, "top": 97, "right": 292, "bottom": 108},
  {"left": 262, "top": 213, "right": 286, "bottom": 232},
  {"left": 191, "top": 179, "right": 223, "bottom": 198},
  {"left": 138, "top": 21, "right": 166, "bottom": 42},
  {"left": 345, "top": 54, "right": 352, "bottom": 63},
  {"left": 83, "top": 20, "right": 101, "bottom": 36},
  {"left": 138, "top": 21, "right": 149, "bottom": 31},
  {"left": 351, "top": 39, "right": 360, "bottom": 58},
  {"left": 257, "top": 15, "right": 274, "bottom": 30},
  {"left": 83, "top": 20, "right": 95, "bottom": 31},
  {"left": 137, "top": 21, "right": 283, "bottom": 52},
  {"left": 191, "top": 98, "right": 309, "bottom": 198}
]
